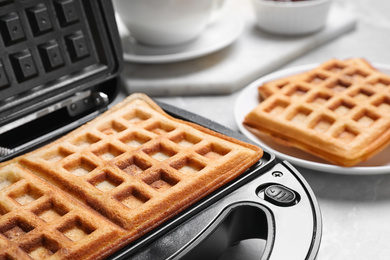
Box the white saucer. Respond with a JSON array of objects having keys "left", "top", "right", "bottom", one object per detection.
[
  {"left": 235, "top": 63, "right": 390, "bottom": 175},
  {"left": 116, "top": 14, "right": 244, "bottom": 64}
]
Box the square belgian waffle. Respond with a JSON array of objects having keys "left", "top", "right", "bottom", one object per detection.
[
  {"left": 0, "top": 93, "right": 263, "bottom": 259},
  {"left": 244, "top": 58, "right": 390, "bottom": 167}
]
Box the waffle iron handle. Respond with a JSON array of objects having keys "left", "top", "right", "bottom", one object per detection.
[
  {"left": 175, "top": 202, "right": 318, "bottom": 260},
  {"left": 172, "top": 162, "right": 321, "bottom": 260},
  {"left": 174, "top": 201, "right": 273, "bottom": 260}
]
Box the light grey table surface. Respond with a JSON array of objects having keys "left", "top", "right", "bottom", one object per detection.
[{"left": 113, "top": 0, "right": 390, "bottom": 259}]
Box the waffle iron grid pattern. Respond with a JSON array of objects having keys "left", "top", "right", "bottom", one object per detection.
[
  {"left": 0, "top": 95, "right": 262, "bottom": 259},
  {"left": 246, "top": 58, "right": 390, "bottom": 166},
  {"left": 0, "top": 0, "right": 101, "bottom": 104}
]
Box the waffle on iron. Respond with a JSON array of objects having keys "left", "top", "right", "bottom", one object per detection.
[
  {"left": 0, "top": 93, "right": 263, "bottom": 259},
  {"left": 244, "top": 58, "right": 390, "bottom": 167}
]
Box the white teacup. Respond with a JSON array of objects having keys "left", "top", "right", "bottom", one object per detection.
[{"left": 113, "top": 0, "right": 225, "bottom": 46}]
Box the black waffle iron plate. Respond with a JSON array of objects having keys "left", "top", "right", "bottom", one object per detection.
[
  {"left": 0, "top": 0, "right": 122, "bottom": 161},
  {"left": 0, "top": 1, "right": 322, "bottom": 259}
]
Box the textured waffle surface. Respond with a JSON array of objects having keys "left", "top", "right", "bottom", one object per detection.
[
  {"left": 0, "top": 93, "right": 263, "bottom": 259},
  {"left": 244, "top": 58, "right": 390, "bottom": 167}
]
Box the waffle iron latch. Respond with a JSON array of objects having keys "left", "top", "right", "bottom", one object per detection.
[{"left": 67, "top": 91, "right": 109, "bottom": 117}]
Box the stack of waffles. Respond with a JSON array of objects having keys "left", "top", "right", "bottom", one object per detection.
[
  {"left": 244, "top": 58, "right": 390, "bottom": 167},
  {"left": 0, "top": 93, "right": 263, "bottom": 259}
]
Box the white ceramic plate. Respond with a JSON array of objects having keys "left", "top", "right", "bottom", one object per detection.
[
  {"left": 116, "top": 14, "right": 243, "bottom": 64},
  {"left": 235, "top": 63, "right": 390, "bottom": 174}
]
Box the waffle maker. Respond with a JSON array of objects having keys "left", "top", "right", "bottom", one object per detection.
[{"left": 0, "top": 1, "right": 322, "bottom": 259}]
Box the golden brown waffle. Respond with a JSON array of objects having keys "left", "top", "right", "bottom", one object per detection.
[
  {"left": 0, "top": 93, "right": 262, "bottom": 259},
  {"left": 244, "top": 58, "right": 390, "bottom": 167}
]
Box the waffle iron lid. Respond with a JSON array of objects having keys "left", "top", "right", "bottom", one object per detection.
[{"left": 0, "top": 0, "right": 123, "bottom": 126}]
